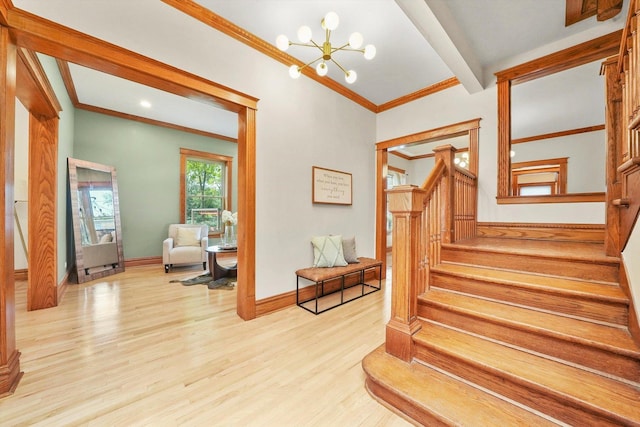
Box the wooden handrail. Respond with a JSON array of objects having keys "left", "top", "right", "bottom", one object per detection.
[{"left": 420, "top": 158, "right": 446, "bottom": 193}]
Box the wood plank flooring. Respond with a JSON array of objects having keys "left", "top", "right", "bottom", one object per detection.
[{"left": 1, "top": 265, "right": 410, "bottom": 426}]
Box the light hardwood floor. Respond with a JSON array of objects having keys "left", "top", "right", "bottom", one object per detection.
[{"left": 1, "top": 265, "right": 411, "bottom": 426}]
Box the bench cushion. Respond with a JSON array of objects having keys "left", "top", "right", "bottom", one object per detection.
[{"left": 296, "top": 257, "right": 382, "bottom": 282}]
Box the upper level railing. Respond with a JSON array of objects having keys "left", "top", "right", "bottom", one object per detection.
[{"left": 385, "top": 145, "right": 477, "bottom": 361}]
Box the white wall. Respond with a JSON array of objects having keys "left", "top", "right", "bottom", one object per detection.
[
  {"left": 622, "top": 222, "right": 640, "bottom": 326},
  {"left": 14, "top": 99, "right": 29, "bottom": 270}
]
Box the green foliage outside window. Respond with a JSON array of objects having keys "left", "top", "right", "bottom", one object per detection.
[{"left": 185, "top": 159, "right": 225, "bottom": 231}]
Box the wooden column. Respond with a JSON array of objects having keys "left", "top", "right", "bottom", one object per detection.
[
  {"left": 497, "top": 79, "right": 511, "bottom": 198},
  {"left": 433, "top": 145, "right": 456, "bottom": 244},
  {"left": 601, "top": 57, "right": 623, "bottom": 256},
  {"left": 0, "top": 25, "right": 22, "bottom": 397},
  {"left": 375, "top": 148, "right": 388, "bottom": 279},
  {"left": 385, "top": 185, "right": 425, "bottom": 362},
  {"left": 27, "top": 115, "right": 58, "bottom": 310},
  {"left": 236, "top": 106, "right": 256, "bottom": 320}
]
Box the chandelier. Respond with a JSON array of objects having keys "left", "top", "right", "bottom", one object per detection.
[{"left": 275, "top": 11, "right": 376, "bottom": 84}]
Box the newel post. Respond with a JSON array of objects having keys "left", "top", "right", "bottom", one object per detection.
[
  {"left": 433, "top": 144, "right": 456, "bottom": 243},
  {"left": 385, "top": 185, "right": 426, "bottom": 361}
]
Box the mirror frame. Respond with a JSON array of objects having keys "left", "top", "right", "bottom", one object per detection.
[
  {"left": 495, "top": 31, "right": 620, "bottom": 204},
  {"left": 68, "top": 157, "right": 125, "bottom": 283}
]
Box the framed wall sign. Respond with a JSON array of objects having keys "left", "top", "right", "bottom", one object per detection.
[{"left": 312, "top": 166, "right": 352, "bottom": 205}]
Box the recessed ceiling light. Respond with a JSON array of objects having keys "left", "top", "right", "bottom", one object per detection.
[{"left": 140, "top": 100, "right": 152, "bottom": 108}]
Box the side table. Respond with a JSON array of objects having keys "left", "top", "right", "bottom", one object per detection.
[{"left": 206, "top": 245, "right": 238, "bottom": 280}]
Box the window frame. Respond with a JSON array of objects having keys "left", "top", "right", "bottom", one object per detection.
[{"left": 179, "top": 147, "right": 233, "bottom": 235}]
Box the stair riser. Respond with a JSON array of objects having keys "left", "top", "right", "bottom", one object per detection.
[
  {"left": 418, "top": 302, "right": 640, "bottom": 382},
  {"left": 430, "top": 272, "right": 628, "bottom": 325},
  {"left": 441, "top": 247, "right": 618, "bottom": 283},
  {"left": 364, "top": 378, "right": 449, "bottom": 427},
  {"left": 414, "top": 344, "right": 631, "bottom": 427}
]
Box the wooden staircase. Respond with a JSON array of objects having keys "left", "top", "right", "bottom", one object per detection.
[{"left": 363, "top": 237, "right": 640, "bottom": 426}]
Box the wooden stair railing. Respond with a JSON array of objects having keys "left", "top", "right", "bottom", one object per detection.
[
  {"left": 385, "top": 144, "right": 477, "bottom": 361},
  {"left": 605, "top": 0, "right": 640, "bottom": 254}
]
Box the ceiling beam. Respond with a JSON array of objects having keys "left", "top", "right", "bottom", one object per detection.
[{"left": 395, "top": 0, "right": 484, "bottom": 93}]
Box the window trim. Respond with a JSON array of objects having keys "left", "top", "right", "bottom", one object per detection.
[{"left": 179, "top": 147, "right": 233, "bottom": 233}]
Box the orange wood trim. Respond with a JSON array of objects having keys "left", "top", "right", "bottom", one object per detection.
[
  {"left": 495, "top": 30, "right": 622, "bottom": 85},
  {"left": 598, "top": 0, "right": 624, "bottom": 21},
  {"left": 512, "top": 157, "right": 569, "bottom": 169},
  {"left": 14, "top": 269, "right": 27, "bottom": 281},
  {"left": 76, "top": 103, "right": 237, "bottom": 143},
  {"left": 237, "top": 106, "right": 256, "bottom": 320},
  {"left": 7, "top": 8, "right": 258, "bottom": 112},
  {"left": 421, "top": 158, "right": 446, "bottom": 192},
  {"left": 376, "top": 77, "right": 460, "bottom": 113},
  {"left": 566, "top": 0, "right": 597, "bottom": 26},
  {"left": 0, "top": 0, "right": 9, "bottom": 26},
  {"left": 388, "top": 165, "right": 405, "bottom": 174},
  {"left": 27, "top": 117, "right": 59, "bottom": 310},
  {"left": 512, "top": 124, "right": 605, "bottom": 144},
  {"left": 497, "top": 80, "right": 511, "bottom": 198},
  {"left": 0, "top": 25, "right": 22, "bottom": 397},
  {"left": 124, "top": 256, "right": 162, "bottom": 267},
  {"left": 376, "top": 118, "right": 481, "bottom": 150},
  {"left": 55, "top": 59, "right": 78, "bottom": 104},
  {"left": 497, "top": 192, "right": 605, "bottom": 204},
  {"left": 16, "top": 48, "right": 61, "bottom": 117},
  {"left": 375, "top": 149, "right": 388, "bottom": 279},
  {"left": 162, "top": 0, "right": 378, "bottom": 113},
  {"left": 388, "top": 150, "right": 411, "bottom": 160},
  {"left": 476, "top": 221, "right": 605, "bottom": 242},
  {"left": 255, "top": 290, "right": 295, "bottom": 317}
]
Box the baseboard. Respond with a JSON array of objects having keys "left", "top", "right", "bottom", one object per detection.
[
  {"left": 477, "top": 222, "right": 605, "bottom": 243},
  {"left": 124, "top": 256, "right": 162, "bottom": 267},
  {"left": 256, "top": 290, "right": 296, "bottom": 317}
]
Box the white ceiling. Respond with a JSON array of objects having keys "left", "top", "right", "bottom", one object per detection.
[{"left": 13, "top": 0, "right": 629, "bottom": 140}]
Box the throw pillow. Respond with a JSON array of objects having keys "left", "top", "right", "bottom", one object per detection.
[
  {"left": 311, "top": 235, "right": 347, "bottom": 268},
  {"left": 342, "top": 236, "right": 359, "bottom": 263},
  {"left": 98, "top": 233, "right": 113, "bottom": 244},
  {"left": 176, "top": 227, "right": 201, "bottom": 247}
]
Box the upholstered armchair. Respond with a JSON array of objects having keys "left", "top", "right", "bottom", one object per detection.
[{"left": 163, "top": 224, "right": 209, "bottom": 273}]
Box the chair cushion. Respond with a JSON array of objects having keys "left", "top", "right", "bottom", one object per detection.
[
  {"left": 311, "top": 235, "right": 347, "bottom": 268},
  {"left": 175, "top": 227, "right": 201, "bottom": 247}
]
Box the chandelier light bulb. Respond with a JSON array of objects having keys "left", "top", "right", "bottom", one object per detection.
[
  {"left": 510, "top": 150, "right": 516, "bottom": 157},
  {"left": 276, "top": 34, "right": 289, "bottom": 51},
  {"left": 297, "top": 25, "right": 312, "bottom": 43},
  {"left": 316, "top": 62, "right": 328, "bottom": 76},
  {"left": 364, "top": 44, "right": 376, "bottom": 60},
  {"left": 345, "top": 70, "right": 357, "bottom": 84},
  {"left": 323, "top": 11, "right": 339, "bottom": 31},
  {"left": 454, "top": 157, "right": 461, "bottom": 165},
  {"left": 348, "top": 32, "right": 363, "bottom": 49},
  {"left": 460, "top": 161, "right": 467, "bottom": 168},
  {"left": 289, "top": 65, "right": 301, "bottom": 79}
]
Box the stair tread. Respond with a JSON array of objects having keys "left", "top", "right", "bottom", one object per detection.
[
  {"left": 432, "top": 263, "right": 628, "bottom": 301},
  {"left": 414, "top": 322, "right": 640, "bottom": 422},
  {"left": 362, "top": 345, "right": 560, "bottom": 426},
  {"left": 420, "top": 289, "right": 640, "bottom": 356},
  {"left": 445, "top": 237, "right": 619, "bottom": 264}
]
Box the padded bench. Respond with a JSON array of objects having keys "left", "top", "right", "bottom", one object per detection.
[{"left": 295, "top": 257, "right": 382, "bottom": 315}]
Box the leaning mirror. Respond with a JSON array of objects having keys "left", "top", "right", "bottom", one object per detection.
[{"left": 68, "top": 158, "right": 124, "bottom": 283}]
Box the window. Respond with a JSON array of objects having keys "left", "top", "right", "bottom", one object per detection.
[{"left": 180, "top": 148, "right": 232, "bottom": 234}]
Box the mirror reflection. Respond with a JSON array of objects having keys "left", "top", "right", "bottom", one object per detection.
[
  {"left": 510, "top": 60, "right": 605, "bottom": 197},
  {"left": 68, "top": 157, "right": 125, "bottom": 283}
]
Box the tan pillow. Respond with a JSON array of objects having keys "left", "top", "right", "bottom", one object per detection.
[{"left": 176, "top": 227, "right": 201, "bottom": 247}]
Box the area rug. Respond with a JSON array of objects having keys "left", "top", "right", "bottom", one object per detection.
[{"left": 170, "top": 273, "right": 236, "bottom": 290}]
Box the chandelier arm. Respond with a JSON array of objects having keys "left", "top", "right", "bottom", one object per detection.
[
  {"left": 298, "top": 54, "right": 325, "bottom": 72},
  {"left": 289, "top": 40, "right": 324, "bottom": 54},
  {"left": 329, "top": 57, "right": 349, "bottom": 76}
]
